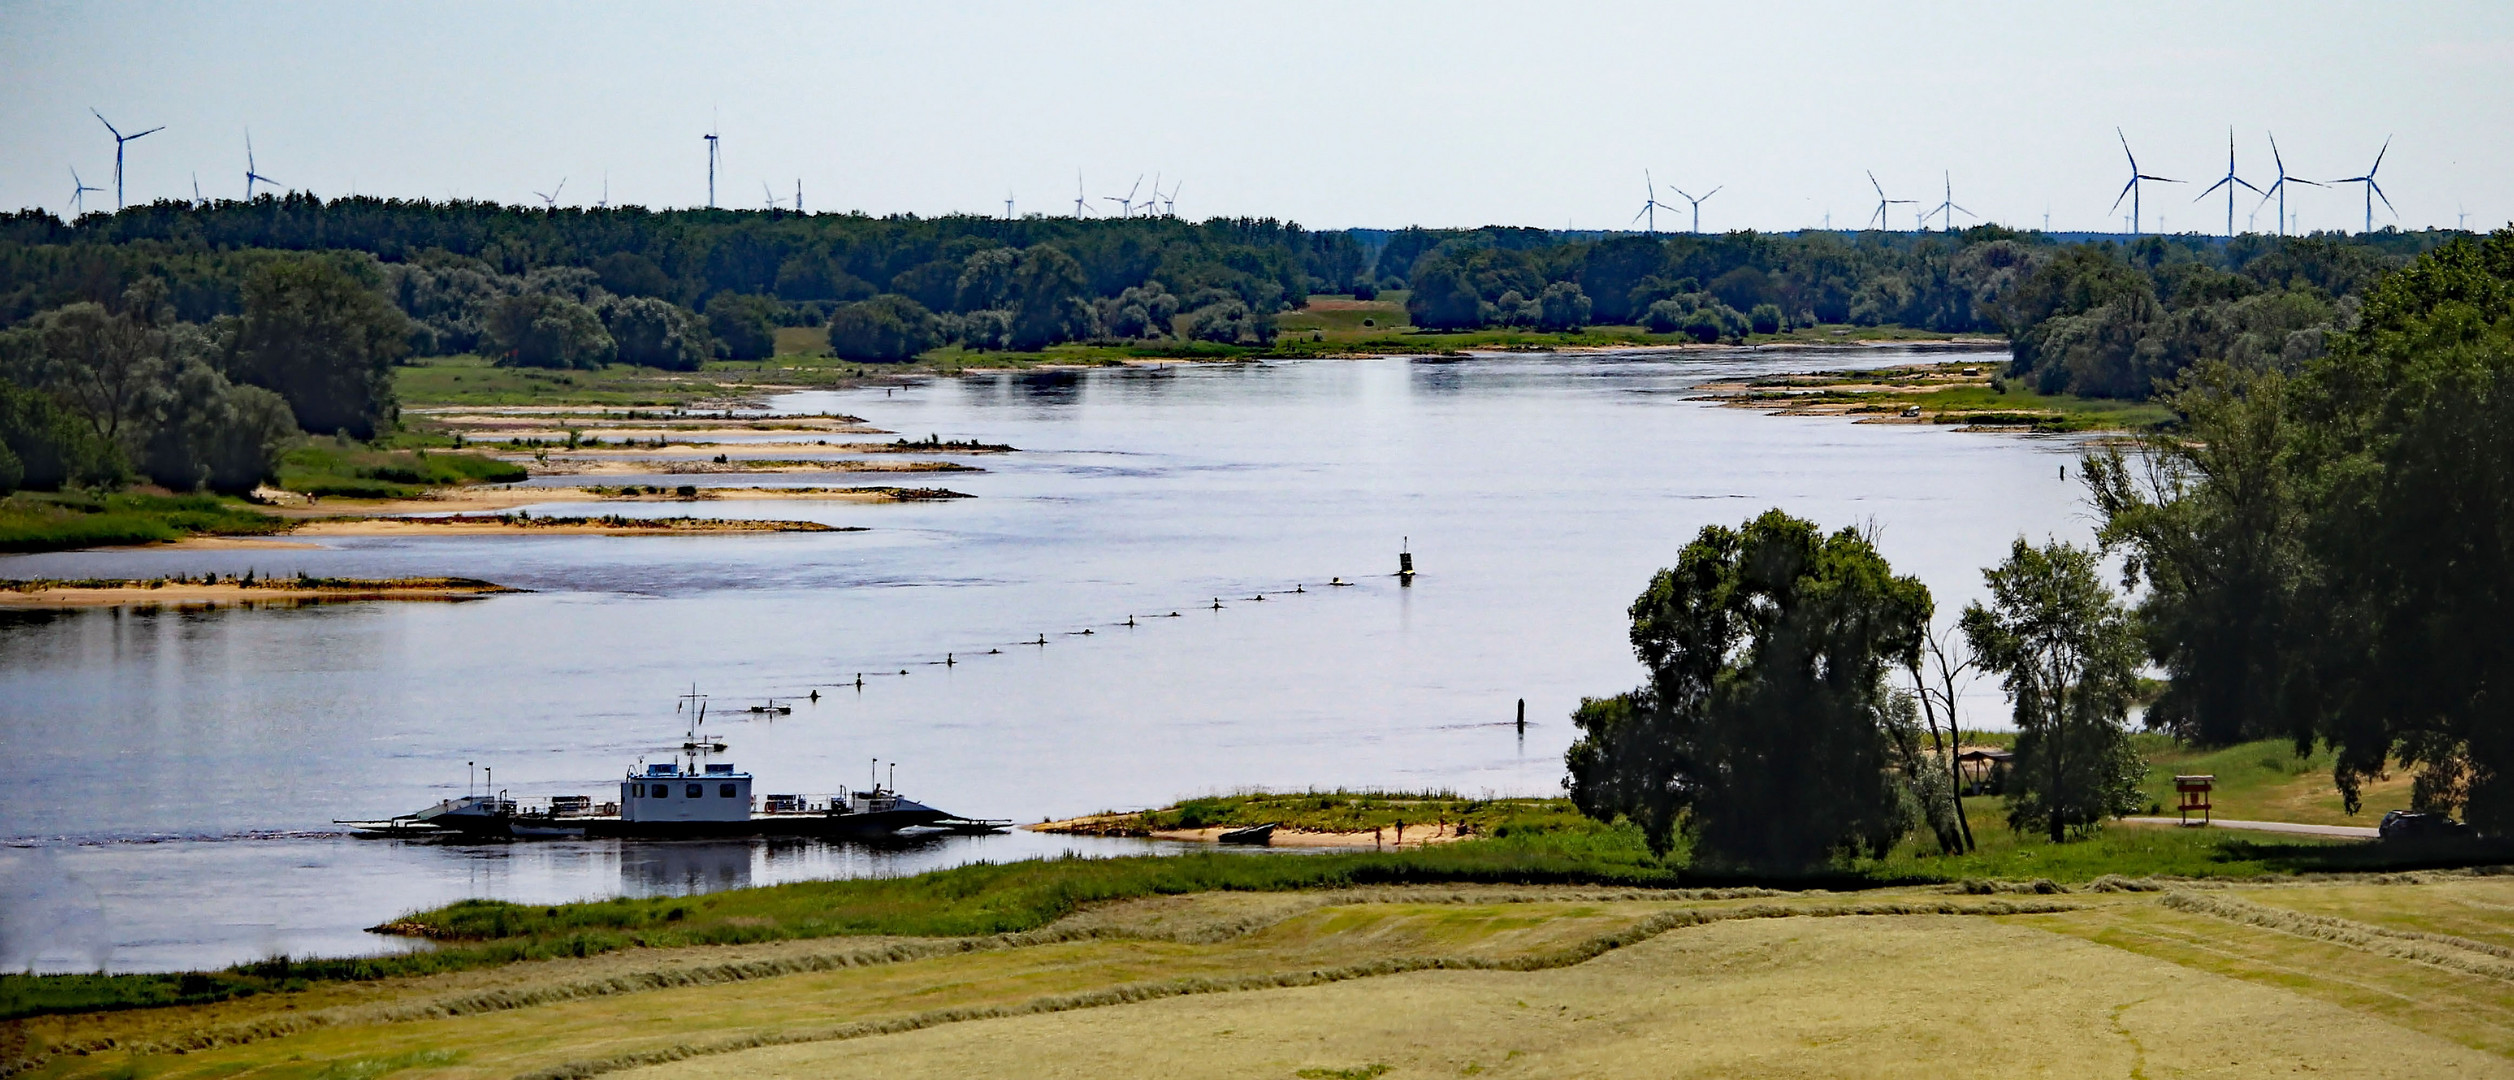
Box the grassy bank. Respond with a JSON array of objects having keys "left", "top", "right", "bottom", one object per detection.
[
  {"left": 1715, "top": 361, "right": 2175, "bottom": 431},
  {"left": 274, "top": 442, "right": 528, "bottom": 498},
  {"left": 0, "top": 490, "right": 286, "bottom": 553},
  {"left": 1053, "top": 791, "right": 1594, "bottom": 837}
]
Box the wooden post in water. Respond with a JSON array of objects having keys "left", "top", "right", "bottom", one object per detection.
[
  {"left": 1516, "top": 698, "right": 1526, "bottom": 733},
  {"left": 1399, "top": 536, "right": 1415, "bottom": 585}
]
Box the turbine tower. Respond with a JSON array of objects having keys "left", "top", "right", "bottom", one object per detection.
[
  {"left": 2255, "top": 133, "right": 2319, "bottom": 238},
  {"left": 2192, "top": 127, "right": 2263, "bottom": 237},
  {"left": 92, "top": 109, "right": 164, "bottom": 209},
  {"left": 1160, "top": 179, "right": 1179, "bottom": 217},
  {"left": 1072, "top": 171, "right": 1092, "bottom": 217},
  {"left": 703, "top": 131, "right": 720, "bottom": 208},
  {"left": 2110, "top": 128, "right": 2180, "bottom": 235},
  {"left": 1674, "top": 184, "right": 1722, "bottom": 234},
  {"left": 69, "top": 168, "right": 102, "bottom": 215},
  {"left": 1866, "top": 171, "right": 1914, "bottom": 231},
  {"left": 1629, "top": 171, "right": 1675, "bottom": 233},
  {"left": 795, "top": 179, "right": 803, "bottom": 214},
  {"left": 2331, "top": 137, "right": 2394, "bottom": 234},
  {"left": 243, "top": 132, "right": 277, "bottom": 200},
  {"left": 1004, "top": 191, "right": 1015, "bottom": 220},
  {"left": 1924, "top": 172, "right": 1973, "bottom": 231}
]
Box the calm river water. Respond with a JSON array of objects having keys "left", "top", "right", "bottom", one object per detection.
[{"left": 0, "top": 347, "right": 2093, "bottom": 972}]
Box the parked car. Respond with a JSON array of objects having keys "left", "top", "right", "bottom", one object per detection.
[{"left": 2379, "top": 810, "right": 2471, "bottom": 841}]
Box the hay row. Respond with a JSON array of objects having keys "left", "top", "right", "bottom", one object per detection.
[{"left": 2159, "top": 892, "right": 2514, "bottom": 981}]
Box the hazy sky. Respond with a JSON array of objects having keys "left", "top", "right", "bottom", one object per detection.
[{"left": 3, "top": 1, "right": 2506, "bottom": 234}]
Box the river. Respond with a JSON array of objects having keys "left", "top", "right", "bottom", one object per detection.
[{"left": 0, "top": 346, "right": 2092, "bottom": 972}]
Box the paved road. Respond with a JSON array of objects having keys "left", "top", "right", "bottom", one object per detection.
[{"left": 2120, "top": 816, "right": 2380, "bottom": 839}]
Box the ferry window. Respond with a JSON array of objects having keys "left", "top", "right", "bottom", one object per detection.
[
  {"left": 686, "top": 783, "right": 702, "bottom": 798},
  {"left": 652, "top": 785, "right": 666, "bottom": 798},
  {"left": 719, "top": 783, "right": 737, "bottom": 798}
]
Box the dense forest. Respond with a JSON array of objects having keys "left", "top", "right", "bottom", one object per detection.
[{"left": 0, "top": 195, "right": 2473, "bottom": 495}]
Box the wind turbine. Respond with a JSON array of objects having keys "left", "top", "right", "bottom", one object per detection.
[
  {"left": 703, "top": 130, "right": 720, "bottom": 208},
  {"left": 1674, "top": 184, "right": 1721, "bottom": 234},
  {"left": 1921, "top": 173, "right": 1973, "bottom": 231},
  {"left": 1004, "top": 191, "right": 1015, "bottom": 220},
  {"left": 2192, "top": 128, "right": 2263, "bottom": 237},
  {"left": 795, "top": 179, "right": 803, "bottom": 214},
  {"left": 243, "top": 132, "right": 278, "bottom": 200},
  {"left": 1160, "top": 179, "right": 1179, "bottom": 217},
  {"left": 1103, "top": 174, "right": 1142, "bottom": 217},
  {"left": 1072, "top": 171, "right": 1092, "bottom": 217},
  {"left": 535, "top": 178, "right": 566, "bottom": 209},
  {"left": 2331, "top": 137, "right": 2394, "bottom": 234},
  {"left": 2253, "top": 133, "right": 2319, "bottom": 238},
  {"left": 1866, "top": 171, "right": 1914, "bottom": 231},
  {"left": 91, "top": 109, "right": 163, "bottom": 209},
  {"left": 191, "top": 172, "right": 203, "bottom": 206},
  {"left": 598, "top": 172, "right": 610, "bottom": 209},
  {"left": 69, "top": 168, "right": 102, "bottom": 215},
  {"left": 1630, "top": 170, "right": 1675, "bottom": 233},
  {"left": 2110, "top": 128, "right": 2180, "bottom": 236},
  {"left": 761, "top": 181, "right": 779, "bottom": 211}
]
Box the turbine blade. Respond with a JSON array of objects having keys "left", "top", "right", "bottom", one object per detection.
[
  {"left": 2371, "top": 136, "right": 2390, "bottom": 174},
  {"left": 2371, "top": 181, "right": 2394, "bottom": 214},
  {"left": 133, "top": 126, "right": 164, "bottom": 139},
  {"left": 2236, "top": 178, "right": 2264, "bottom": 194},
  {"left": 1704, "top": 186, "right": 1722, "bottom": 199},
  {"left": 2196, "top": 178, "right": 2230, "bottom": 201},
  {"left": 2110, "top": 179, "right": 2136, "bottom": 214}
]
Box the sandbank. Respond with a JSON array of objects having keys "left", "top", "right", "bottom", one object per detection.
[{"left": 0, "top": 576, "right": 517, "bottom": 608}]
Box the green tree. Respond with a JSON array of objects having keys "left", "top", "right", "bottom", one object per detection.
[
  {"left": 604, "top": 297, "right": 709, "bottom": 371},
  {"left": 485, "top": 294, "right": 615, "bottom": 370},
  {"left": 32, "top": 299, "right": 166, "bottom": 450},
  {"left": 226, "top": 257, "right": 408, "bottom": 439},
  {"left": 1003, "top": 245, "right": 1094, "bottom": 351},
  {"left": 1535, "top": 282, "right": 1591, "bottom": 332},
  {"left": 703, "top": 293, "right": 780, "bottom": 361},
  {"left": 1565, "top": 510, "right": 1932, "bottom": 869},
  {"left": 827, "top": 294, "right": 942, "bottom": 363},
  {"left": 139, "top": 356, "right": 298, "bottom": 492},
  {"left": 2085, "top": 363, "right": 2306, "bottom": 746},
  {"left": 2294, "top": 229, "right": 2514, "bottom": 827},
  {"left": 0, "top": 375, "right": 125, "bottom": 491},
  {"left": 1404, "top": 257, "right": 1483, "bottom": 331},
  {"left": 1961, "top": 538, "right": 2147, "bottom": 842}
]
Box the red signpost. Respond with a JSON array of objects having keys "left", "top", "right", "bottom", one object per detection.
[{"left": 2175, "top": 775, "right": 2215, "bottom": 826}]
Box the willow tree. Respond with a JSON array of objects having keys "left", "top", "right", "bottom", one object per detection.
[{"left": 1565, "top": 510, "right": 1932, "bottom": 871}]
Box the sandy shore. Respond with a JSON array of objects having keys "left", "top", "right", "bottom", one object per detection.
[
  {"left": 1028, "top": 814, "right": 1469, "bottom": 849},
  {"left": 526, "top": 457, "right": 979, "bottom": 477},
  {"left": 266, "top": 484, "right": 966, "bottom": 518},
  {"left": 0, "top": 576, "right": 517, "bottom": 608},
  {"left": 292, "top": 516, "right": 853, "bottom": 537},
  {"left": 541, "top": 440, "right": 1013, "bottom": 457}
]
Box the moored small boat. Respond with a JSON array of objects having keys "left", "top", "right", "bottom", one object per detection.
[{"left": 1217, "top": 823, "right": 1277, "bottom": 845}]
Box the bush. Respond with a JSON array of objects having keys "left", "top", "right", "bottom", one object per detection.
[
  {"left": 225, "top": 256, "right": 408, "bottom": 440},
  {"left": 1536, "top": 282, "right": 1592, "bottom": 332},
  {"left": 827, "top": 294, "right": 943, "bottom": 363},
  {"left": 1350, "top": 280, "right": 1379, "bottom": 302},
  {"left": 1750, "top": 303, "right": 1784, "bottom": 335}
]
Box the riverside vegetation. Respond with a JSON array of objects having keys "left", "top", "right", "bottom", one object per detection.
[{"left": 0, "top": 200, "right": 2464, "bottom": 546}]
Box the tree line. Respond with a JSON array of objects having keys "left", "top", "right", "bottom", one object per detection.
[
  {"left": 1, "top": 200, "right": 2460, "bottom": 384},
  {"left": 1565, "top": 229, "right": 2514, "bottom": 871}
]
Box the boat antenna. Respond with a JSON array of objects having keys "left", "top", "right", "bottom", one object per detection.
[
  {"left": 871, "top": 757, "right": 878, "bottom": 793},
  {"left": 889, "top": 761, "right": 896, "bottom": 792},
  {"left": 469, "top": 760, "right": 475, "bottom": 796}
]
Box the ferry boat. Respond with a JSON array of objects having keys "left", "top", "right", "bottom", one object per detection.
[{"left": 338, "top": 691, "right": 1006, "bottom": 840}]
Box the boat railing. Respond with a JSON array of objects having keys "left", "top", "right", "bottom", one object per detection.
[{"left": 760, "top": 792, "right": 853, "bottom": 815}]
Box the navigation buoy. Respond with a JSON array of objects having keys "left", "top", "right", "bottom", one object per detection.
[
  {"left": 1398, "top": 537, "right": 1415, "bottom": 585},
  {"left": 946, "top": 653, "right": 955, "bottom": 666}
]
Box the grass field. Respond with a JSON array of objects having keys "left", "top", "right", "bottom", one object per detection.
[
  {"left": 276, "top": 443, "right": 529, "bottom": 498},
  {"left": 15, "top": 879, "right": 2514, "bottom": 1080},
  {"left": 0, "top": 490, "right": 287, "bottom": 552}
]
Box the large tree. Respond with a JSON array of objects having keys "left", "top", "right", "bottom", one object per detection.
[
  {"left": 1565, "top": 510, "right": 1933, "bottom": 870},
  {"left": 226, "top": 257, "right": 408, "bottom": 440},
  {"left": 1962, "top": 538, "right": 2147, "bottom": 842}
]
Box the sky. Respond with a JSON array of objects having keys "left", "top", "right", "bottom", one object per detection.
[{"left": 2, "top": 1, "right": 2506, "bottom": 234}]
